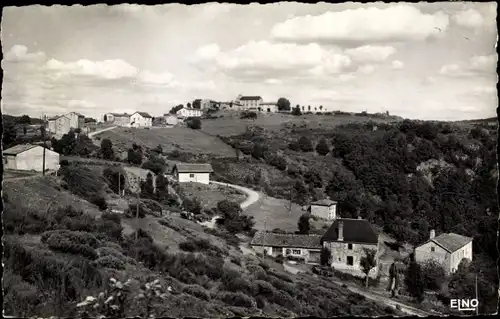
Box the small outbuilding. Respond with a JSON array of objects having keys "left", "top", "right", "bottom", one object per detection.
[
  {"left": 3, "top": 144, "right": 60, "bottom": 172},
  {"left": 172, "top": 163, "right": 214, "bottom": 185}
]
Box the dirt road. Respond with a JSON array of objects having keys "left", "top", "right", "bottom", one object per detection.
[
  {"left": 210, "top": 181, "right": 260, "bottom": 209},
  {"left": 88, "top": 126, "right": 117, "bottom": 137}
]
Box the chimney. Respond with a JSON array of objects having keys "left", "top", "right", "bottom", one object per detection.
[
  {"left": 430, "top": 229, "right": 435, "bottom": 239},
  {"left": 338, "top": 221, "right": 344, "bottom": 241}
]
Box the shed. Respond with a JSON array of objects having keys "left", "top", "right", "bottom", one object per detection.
[
  {"left": 172, "top": 163, "right": 213, "bottom": 185},
  {"left": 3, "top": 144, "right": 60, "bottom": 172}
]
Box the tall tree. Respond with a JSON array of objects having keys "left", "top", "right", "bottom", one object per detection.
[
  {"left": 404, "top": 253, "right": 425, "bottom": 302},
  {"left": 276, "top": 97, "right": 291, "bottom": 111},
  {"left": 297, "top": 214, "right": 311, "bottom": 234},
  {"left": 319, "top": 105, "right": 323, "bottom": 111},
  {"left": 360, "top": 249, "right": 377, "bottom": 287},
  {"left": 292, "top": 105, "right": 302, "bottom": 116},
  {"left": 315, "top": 137, "right": 330, "bottom": 156},
  {"left": 100, "top": 138, "right": 114, "bottom": 160},
  {"left": 308, "top": 105, "right": 311, "bottom": 111}
]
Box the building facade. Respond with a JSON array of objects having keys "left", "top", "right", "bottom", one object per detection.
[
  {"left": 104, "top": 113, "right": 132, "bottom": 126},
  {"left": 250, "top": 231, "right": 322, "bottom": 264},
  {"left": 172, "top": 163, "right": 213, "bottom": 185},
  {"left": 3, "top": 144, "right": 60, "bottom": 172},
  {"left": 309, "top": 199, "right": 338, "bottom": 220},
  {"left": 414, "top": 231, "right": 473, "bottom": 274},
  {"left": 176, "top": 107, "right": 203, "bottom": 118},
  {"left": 260, "top": 102, "right": 277, "bottom": 113},
  {"left": 236, "top": 95, "right": 264, "bottom": 110},
  {"left": 53, "top": 115, "right": 72, "bottom": 138},
  {"left": 321, "top": 218, "right": 380, "bottom": 275},
  {"left": 163, "top": 114, "right": 179, "bottom": 126},
  {"left": 66, "top": 112, "right": 85, "bottom": 129},
  {"left": 130, "top": 112, "right": 153, "bottom": 127}
]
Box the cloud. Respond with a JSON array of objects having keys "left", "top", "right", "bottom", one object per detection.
[
  {"left": 439, "top": 54, "right": 497, "bottom": 77},
  {"left": 137, "top": 70, "right": 179, "bottom": 87},
  {"left": 470, "top": 86, "right": 497, "bottom": 96},
  {"left": 345, "top": 45, "right": 396, "bottom": 63},
  {"left": 66, "top": 99, "right": 98, "bottom": 109},
  {"left": 44, "top": 58, "right": 138, "bottom": 80},
  {"left": 193, "top": 40, "right": 351, "bottom": 80},
  {"left": 453, "top": 8, "right": 490, "bottom": 29},
  {"left": 356, "top": 64, "right": 377, "bottom": 74},
  {"left": 271, "top": 4, "right": 449, "bottom": 44},
  {"left": 391, "top": 60, "right": 404, "bottom": 70},
  {"left": 4, "top": 45, "right": 46, "bottom": 62},
  {"left": 264, "top": 78, "right": 283, "bottom": 85}
]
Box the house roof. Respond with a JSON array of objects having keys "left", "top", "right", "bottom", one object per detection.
[
  {"left": 427, "top": 233, "right": 473, "bottom": 253},
  {"left": 3, "top": 144, "right": 38, "bottom": 155},
  {"left": 321, "top": 218, "right": 379, "bottom": 245},
  {"left": 172, "top": 163, "right": 214, "bottom": 173},
  {"left": 68, "top": 112, "right": 85, "bottom": 117},
  {"left": 250, "top": 231, "right": 322, "bottom": 249},
  {"left": 108, "top": 113, "right": 131, "bottom": 117},
  {"left": 133, "top": 112, "right": 153, "bottom": 118},
  {"left": 240, "top": 96, "right": 263, "bottom": 101},
  {"left": 311, "top": 199, "right": 337, "bottom": 207}
]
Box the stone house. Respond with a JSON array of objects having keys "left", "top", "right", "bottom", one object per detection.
[
  {"left": 414, "top": 230, "right": 473, "bottom": 274},
  {"left": 250, "top": 231, "right": 322, "bottom": 264},
  {"left": 236, "top": 95, "right": 264, "bottom": 110},
  {"left": 48, "top": 115, "right": 71, "bottom": 138},
  {"left": 172, "top": 163, "right": 213, "bottom": 185},
  {"left": 104, "top": 113, "right": 131, "bottom": 126},
  {"left": 3, "top": 144, "right": 60, "bottom": 172},
  {"left": 321, "top": 217, "right": 380, "bottom": 276},
  {"left": 130, "top": 112, "right": 153, "bottom": 128},
  {"left": 66, "top": 112, "right": 86, "bottom": 130},
  {"left": 308, "top": 199, "right": 338, "bottom": 220}
]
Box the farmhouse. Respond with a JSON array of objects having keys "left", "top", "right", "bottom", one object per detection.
[
  {"left": 104, "top": 113, "right": 131, "bottom": 126},
  {"left": 250, "top": 231, "right": 323, "bottom": 264},
  {"left": 48, "top": 115, "right": 71, "bottom": 138},
  {"left": 321, "top": 217, "right": 380, "bottom": 275},
  {"left": 176, "top": 107, "right": 203, "bottom": 118},
  {"left": 66, "top": 112, "right": 85, "bottom": 129},
  {"left": 130, "top": 112, "right": 153, "bottom": 128},
  {"left": 172, "top": 163, "right": 213, "bottom": 185},
  {"left": 308, "top": 199, "right": 338, "bottom": 220},
  {"left": 236, "top": 95, "right": 264, "bottom": 110},
  {"left": 260, "top": 102, "right": 277, "bottom": 113},
  {"left": 414, "top": 230, "right": 473, "bottom": 274},
  {"left": 3, "top": 144, "right": 60, "bottom": 172},
  {"left": 163, "top": 114, "right": 179, "bottom": 126}
]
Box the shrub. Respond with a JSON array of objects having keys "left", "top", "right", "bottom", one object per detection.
[
  {"left": 217, "top": 291, "right": 256, "bottom": 308},
  {"left": 101, "top": 212, "right": 122, "bottom": 224},
  {"left": 187, "top": 118, "right": 202, "bottom": 129},
  {"left": 182, "top": 284, "right": 211, "bottom": 301},
  {"left": 41, "top": 231, "right": 99, "bottom": 260},
  {"left": 92, "top": 255, "right": 126, "bottom": 269},
  {"left": 254, "top": 280, "right": 276, "bottom": 298},
  {"left": 183, "top": 197, "right": 202, "bottom": 214},
  {"left": 90, "top": 194, "right": 108, "bottom": 210},
  {"left": 221, "top": 268, "right": 255, "bottom": 295},
  {"left": 298, "top": 136, "right": 314, "bottom": 152}
]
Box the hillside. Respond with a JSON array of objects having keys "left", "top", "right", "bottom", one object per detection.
[
  {"left": 96, "top": 126, "right": 236, "bottom": 158},
  {"left": 2, "top": 172, "right": 402, "bottom": 317},
  {"left": 210, "top": 118, "right": 498, "bottom": 314}
]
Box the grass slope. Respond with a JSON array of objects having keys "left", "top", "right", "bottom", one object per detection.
[{"left": 98, "top": 126, "right": 236, "bottom": 157}]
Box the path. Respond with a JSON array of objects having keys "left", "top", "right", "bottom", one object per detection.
[
  {"left": 199, "top": 181, "right": 261, "bottom": 228},
  {"left": 88, "top": 126, "right": 117, "bottom": 138}
]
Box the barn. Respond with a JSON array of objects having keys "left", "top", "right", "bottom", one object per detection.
[
  {"left": 3, "top": 144, "right": 60, "bottom": 172},
  {"left": 172, "top": 163, "right": 213, "bottom": 185}
]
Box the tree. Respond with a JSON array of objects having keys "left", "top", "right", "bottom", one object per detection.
[
  {"left": 360, "top": 248, "right": 377, "bottom": 287},
  {"left": 421, "top": 259, "right": 446, "bottom": 291},
  {"left": 2, "top": 121, "right": 17, "bottom": 148},
  {"left": 308, "top": 105, "right": 311, "bottom": 111},
  {"left": 297, "top": 214, "right": 310, "bottom": 234},
  {"left": 128, "top": 144, "right": 143, "bottom": 165},
  {"left": 169, "top": 104, "right": 184, "bottom": 114},
  {"left": 320, "top": 247, "right": 332, "bottom": 266},
  {"left": 54, "top": 132, "right": 77, "bottom": 155},
  {"left": 291, "top": 105, "right": 302, "bottom": 116},
  {"left": 276, "top": 97, "right": 291, "bottom": 111},
  {"left": 103, "top": 114, "right": 108, "bottom": 122},
  {"left": 183, "top": 197, "right": 202, "bottom": 214},
  {"left": 301, "top": 106, "right": 305, "bottom": 111},
  {"left": 100, "top": 138, "right": 114, "bottom": 160},
  {"left": 315, "top": 137, "right": 330, "bottom": 156},
  {"left": 187, "top": 102, "right": 192, "bottom": 108},
  {"left": 319, "top": 105, "right": 323, "bottom": 111},
  {"left": 216, "top": 200, "right": 254, "bottom": 233},
  {"left": 404, "top": 253, "right": 425, "bottom": 302},
  {"left": 140, "top": 173, "right": 155, "bottom": 199},
  {"left": 192, "top": 100, "right": 201, "bottom": 109},
  {"left": 187, "top": 118, "right": 201, "bottom": 129},
  {"left": 17, "top": 115, "right": 32, "bottom": 124},
  {"left": 298, "top": 136, "right": 314, "bottom": 152},
  {"left": 23, "top": 126, "right": 27, "bottom": 135},
  {"left": 155, "top": 174, "right": 169, "bottom": 201},
  {"left": 314, "top": 107, "right": 317, "bottom": 111}
]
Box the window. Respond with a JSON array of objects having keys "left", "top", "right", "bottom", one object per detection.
[
  {"left": 338, "top": 257, "right": 341, "bottom": 261},
  {"left": 189, "top": 173, "right": 195, "bottom": 178},
  {"left": 348, "top": 243, "right": 353, "bottom": 250},
  {"left": 431, "top": 246, "right": 435, "bottom": 252},
  {"left": 292, "top": 249, "right": 301, "bottom": 255},
  {"left": 347, "top": 256, "right": 354, "bottom": 266}
]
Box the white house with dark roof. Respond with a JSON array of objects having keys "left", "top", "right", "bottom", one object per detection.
[
  {"left": 308, "top": 198, "right": 338, "bottom": 220},
  {"left": 414, "top": 230, "right": 473, "bottom": 274},
  {"left": 172, "top": 163, "right": 214, "bottom": 184},
  {"left": 321, "top": 217, "right": 380, "bottom": 275},
  {"left": 250, "top": 231, "right": 323, "bottom": 264},
  {"left": 236, "top": 95, "right": 264, "bottom": 110},
  {"left": 130, "top": 112, "right": 153, "bottom": 127},
  {"left": 176, "top": 107, "right": 203, "bottom": 118},
  {"left": 3, "top": 144, "right": 60, "bottom": 172}
]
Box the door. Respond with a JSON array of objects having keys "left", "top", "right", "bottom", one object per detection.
[{"left": 347, "top": 256, "right": 354, "bottom": 266}]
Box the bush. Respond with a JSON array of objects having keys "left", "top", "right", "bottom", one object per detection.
[
  {"left": 217, "top": 291, "right": 256, "bottom": 308},
  {"left": 183, "top": 197, "right": 202, "bottom": 214},
  {"left": 101, "top": 212, "right": 122, "bottom": 224},
  {"left": 221, "top": 268, "right": 255, "bottom": 295},
  {"left": 41, "top": 230, "right": 99, "bottom": 260},
  {"left": 187, "top": 118, "right": 202, "bottom": 129},
  {"left": 92, "top": 255, "right": 126, "bottom": 269},
  {"left": 182, "top": 284, "right": 211, "bottom": 301},
  {"left": 90, "top": 193, "right": 108, "bottom": 210}
]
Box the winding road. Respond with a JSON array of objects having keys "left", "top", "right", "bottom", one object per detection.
[
  {"left": 199, "top": 181, "right": 261, "bottom": 228},
  {"left": 88, "top": 126, "right": 117, "bottom": 138}
]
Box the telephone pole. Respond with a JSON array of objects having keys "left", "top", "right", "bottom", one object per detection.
[
  {"left": 41, "top": 118, "right": 46, "bottom": 176},
  {"left": 135, "top": 190, "right": 140, "bottom": 240}
]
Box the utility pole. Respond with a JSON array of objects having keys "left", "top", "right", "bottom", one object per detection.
[
  {"left": 135, "top": 190, "right": 140, "bottom": 240},
  {"left": 475, "top": 272, "right": 479, "bottom": 315},
  {"left": 118, "top": 171, "right": 121, "bottom": 197},
  {"left": 41, "top": 119, "right": 46, "bottom": 176}
]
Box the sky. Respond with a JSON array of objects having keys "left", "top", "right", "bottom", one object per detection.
[{"left": 1, "top": 2, "right": 498, "bottom": 121}]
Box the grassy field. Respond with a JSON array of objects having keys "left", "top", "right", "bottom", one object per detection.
[
  {"left": 202, "top": 112, "right": 397, "bottom": 137},
  {"left": 2, "top": 169, "right": 40, "bottom": 180},
  {"left": 97, "top": 126, "right": 236, "bottom": 157},
  {"left": 244, "top": 194, "right": 330, "bottom": 232},
  {"left": 178, "top": 182, "right": 247, "bottom": 209}
]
